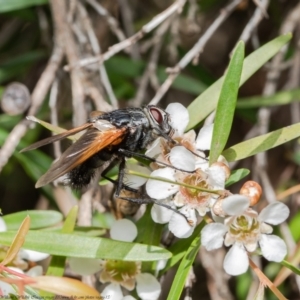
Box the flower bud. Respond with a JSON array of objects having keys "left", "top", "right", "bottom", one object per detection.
[
  {"left": 212, "top": 198, "right": 226, "bottom": 217},
  {"left": 239, "top": 181, "right": 262, "bottom": 206},
  {"left": 1, "top": 82, "right": 31, "bottom": 115},
  {"left": 211, "top": 161, "right": 231, "bottom": 180}
]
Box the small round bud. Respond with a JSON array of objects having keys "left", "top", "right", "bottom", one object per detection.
[
  {"left": 211, "top": 161, "right": 231, "bottom": 180},
  {"left": 240, "top": 181, "right": 262, "bottom": 206},
  {"left": 1, "top": 82, "right": 31, "bottom": 115},
  {"left": 212, "top": 199, "right": 226, "bottom": 217}
]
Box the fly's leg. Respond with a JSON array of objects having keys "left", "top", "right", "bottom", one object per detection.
[
  {"left": 117, "top": 148, "right": 195, "bottom": 174},
  {"left": 101, "top": 158, "right": 138, "bottom": 193},
  {"left": 113, "top": 156, "right": 191, "bottom": 223}
]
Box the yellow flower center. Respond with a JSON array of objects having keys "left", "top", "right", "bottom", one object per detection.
[{"left": 104, "top": 260, "right": 140, "bottom": 283}]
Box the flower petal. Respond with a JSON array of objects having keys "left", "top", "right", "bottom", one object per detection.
[
  {"left": 136, "top": 273, "right": 161, "bottom": 300},
  {"left": 223, "top": 243, "right": 249, "bottom": 276},
  {"left": 27, "top": 265, "right": 43, "bottom": 277},
  {"left": 102, "top": 283, "right": 123, "bottom": 300},
  {"left": 124, "top": 164, "right": 150, "bottom": 189},
  {"left": 166, "top": 103, "right": 189, "bottom": 136},
  {"left": 207, "top": 165, "right": 226, "bottom": 189},
  {"left": 68, "top": 257, "right": 101, "bottom": 275},
  {"left": 222, "top": 195, "right": 250, "bottom": 216},
  {"left": 146, "top": 137, "right": 162, "bottom": 158},
  {"left": 0, "top": 217, "right": 7, "bottom": 232},
  {"left": 168, "top": 207, "right": 196, "bottom": 238},
  {"left": 21, "top": 249, "right": 49, "bottom": 262},
  {"left": 110, "top": 219, "right": 137, "bottom": 242},
  {"left": 258, "top": 202, "right": 290, "bottom": 225},
  {"left": 201, "top": 223, "right": 227, "bottom": 250},
  {"left": 0, "top": 281, "right": 17, "bottom": 295},
  {"left": 123, "top": 296, "right": 137, "bottom": 300},
  {"left": 169, "top": 146, "right": 195, "bottom": 172},
  {"left": 151, "top": 204, "right": 173, "bottom": 224},
  {"left": 196, "top": 124, "right": 214, "bottom": 150},
  {"left": 259, "top": 234, "right": 287, "bottom": 262},
  {"left": 146, "top": 168, "right": 178, "bottom": 200}
]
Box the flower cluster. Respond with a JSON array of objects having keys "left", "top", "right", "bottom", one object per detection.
[
  {"left": 69, "top": 219, "right": 162, "bottom": 300},
  {"left": 127, "top": 103, "right": 230, "bottom": 238},
  {"left": 125, "top": 103, "right": 290, "bottom": 276}
]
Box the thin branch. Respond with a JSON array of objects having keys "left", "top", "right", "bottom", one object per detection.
[
  {"left": 149, "top": 0, "right": 244, "bottom": 105},
  {"left": 64, "top": 0, "right": 187, "bottom": 71},
  {"left": 50, "top": 0, "right": 87, "bottom": 126},
  {"left": 131, "top": 18, "right": 172, "bottom": 106},
  {"left": 0, "top": 44, "right": 63, "bottom": 172},
  {"left": 78, "top": 2, "right": 118, "bottom": 108},
  {"left": 85, "top": 0, "right": 126, "bottom": 42},
  {"left": 49, "top": 78, "right": 61, "bottom": 158},
  {"left": 117, "top": 0, "right": 140, "bottom": 59},
  {"left": 238, "top": 0, "right": 269, "bottom": 43}
]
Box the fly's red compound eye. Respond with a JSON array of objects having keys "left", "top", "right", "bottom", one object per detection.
[{"left": 150, "top": 107, "right": 163, "bottom": 124}]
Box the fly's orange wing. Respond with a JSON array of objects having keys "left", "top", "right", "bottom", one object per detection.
[
  {"left": 20, "top": 123, "right": 93, "bottom": 152},
  {"left": 36, "top": 127, "right": 127, "bottom": 188}
]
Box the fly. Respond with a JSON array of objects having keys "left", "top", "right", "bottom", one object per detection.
[{"left": 21, "top": 106, "right": 186, "bottom": 213}]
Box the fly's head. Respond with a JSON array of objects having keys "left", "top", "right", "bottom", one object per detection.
[{"left": 144, "top": 106, "right": 174, "bottom": 140}]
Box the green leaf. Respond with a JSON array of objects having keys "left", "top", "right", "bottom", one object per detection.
[
  {"left": 222, "top": 121, "right": 300, "bottom": 162},
  {"left": 167, "top": 226, "right": 202, "bottom": 300},
  {"left": 281, "top": 260, "right": 300, "bottom": 276},
  {"left": 3, "top": 210, "right": 63, "bottom": 230},
  {"left": 288, "top": 210, "right": 300, "bottom": 241},
  {"left": 237, "top": 89, "right": 300, "bottom": 108},
  {"left": 0, "top": 231, "right": 171, "bottom": 261},
  {"left": 43, "top": 206, "right": 79, "bottom": 299},
  {"left": 0, "top": 0, "right": 48, "bottom": 13},
  {"left": 209, "top": 41, "right": 244, "bottom": 164},
  {"left": 187, "top": 33, "right": 292, "bottom": 130},
  {"left": 160, "top": 222, "right": 204, "bottom": 275},
  {"left": 136, "top": 206, "right": 164, "bottom": 273},
  {"left": 225, "top": 168, "right": 250, "bottom": 187}
]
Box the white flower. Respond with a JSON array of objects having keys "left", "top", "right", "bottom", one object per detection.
[
  {"left": 146, "top": 164, "right": 226, "bottom": 238},
  {"left": 201, "top": 196, "right": 289, "bottom": 275},
  {"left": 69, "top": 220, "right": 161, "bottom": 300}
]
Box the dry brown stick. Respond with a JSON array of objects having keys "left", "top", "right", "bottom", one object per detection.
[
  {"left": 149, "top": 0, "right": 244, "bottom": 105},
  {"left": 51, "top": 0, "right": 87, "bottom": 126},
  {"left": 238, "top": 0, "right": 269, "bottom": 43},
  {"left": 0, "top": 44, "right": 64, "bottom": 173},
  {"left": 49, "top": 78, "right": 61, "bottom": 158},
  {"left": 131, "top": 18, "right": 172, "bottom": 107},
  {"left": 78, "top": 2, "right": 118, "bottom": 108},
  {"left": 85, "top": 0, "right": 126, "bottom": 42},
  {"left": 252, "top": 6, "right": 300, "bottom": 293},
  {"left": 117, "top": 0, "right": 140, "bottom": 59},
  {"left": 64, "top": 0, "right": 187, "bottom": 71}
]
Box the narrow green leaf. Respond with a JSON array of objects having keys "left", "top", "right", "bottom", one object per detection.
[
  {"left": 281, "top": 260, "right": 300, "bottom": 276},
  {"left": 1, "top": 216, "right": 30, "bottom": 266},
  {"left": 237, "top": 89, "right": 300, "bottom": 108},
  {"left": 187, "top": 33, "right": 292, "bottom": 130},
  {"left": 136, "top": 206, "right": 164, "bottom": 273},
  {"left": 43, "top": 207, "right": 79, "bottom": 298},
  {"left": 167, "top": 228, "right": 201, "bottom": 300},
  {"left": 225, "top": 168, "right": 250, "bottom": 187},
  {"left": 209, "top": 41, "right": 244, "bottom": 164},
  {"left": 3, "top": 210, "right": 63, "bottom": 230},
  {"left": 160, "top": 222, "right": 204, "bottom": 275},
  {"left": 61, "top": 206, "right": 78, "bottom": 234},
  {"left": 26, "top": 116, "right": 81, "bottom": 141},
  {"left": 46, "top": 207, "right": 78, "bottom": 276},
  {"left": 0, "top": 231, "right": 171, "bottom": 261},
  {"left": 0, "top": 0, "right": 48, "bottom": 13},
  {"left": 222, "top": 122, "right": 300, "bottom": 162}
]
